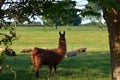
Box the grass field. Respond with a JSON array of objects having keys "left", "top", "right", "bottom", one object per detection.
[{"left": 0, "top": 26, "right": 111, "bottom": 80}]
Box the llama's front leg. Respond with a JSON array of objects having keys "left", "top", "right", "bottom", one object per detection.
[
  {"left": 35, "top": 71, "right": 39, "bottom": 80},
  {"left": 34, "top": 56, "right": 41, "bottom": 79},
  {"left": 34, "top": 65, "right": 40, "bottom": 79}
]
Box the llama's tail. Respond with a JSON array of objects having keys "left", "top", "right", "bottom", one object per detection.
[{"left": 32, "top": 47, "right": 39, "bottom": 55}]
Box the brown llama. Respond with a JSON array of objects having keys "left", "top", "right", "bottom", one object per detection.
[{"left": 31, "top": 31, "right": 67, "bottom": 79}]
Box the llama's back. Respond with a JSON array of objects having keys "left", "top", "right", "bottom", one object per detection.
[{"left": 31, "top": 47, "right": 63, "bottom": 66}]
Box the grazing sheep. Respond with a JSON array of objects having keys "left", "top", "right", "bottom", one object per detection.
[
  {"left": 6, "top": 48, "right": 16, "bottom": 56},
  {"left": 21, "top": 48, "right": 32, "bottom": 53},
  {"left": 66, "top": 50, "right": 78, "bottom": 57},
  {"left": 66, "top": 47, "right": 87, "bottom": 57},
  {"left": 0, "top": 47, "right": 16, "bottom": 56},
  {"left": 31, "top": 31, "right": 67, "bottom": 79},
  {"left": 76, "top": 47, "right": 87, "bottom": 52}
]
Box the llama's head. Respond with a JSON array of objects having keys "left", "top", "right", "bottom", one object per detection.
[{"left": 59, "top": 31, "right": 66, "bottom": 42}]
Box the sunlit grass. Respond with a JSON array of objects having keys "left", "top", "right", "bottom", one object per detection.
[{"left": 9, "top": 26, "right": 109, "bottom": 52}]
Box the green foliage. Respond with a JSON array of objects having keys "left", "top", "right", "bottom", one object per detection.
[
  {"left": 0, "top": 19, "right": 18, "bottom": 80},
  {"left": 81, "top": 2, "right": 101, "bottom": 17},
  {"left": 0, "top": 51, "right": 5, "bottom": 72},
  {"left": 1, "top": 0, "right": 80, "bottom": 25},
  {"left": 0, "top": 26, "right": 18, "bottom": 46},
  {"left": 1, "top": 0, "right": 120, "bottom": 25},
  {"left": 81, "top": 1, "right": 103, "bottom": 27},
  {"left": 87, "top": 0, "right": 120, "bottom": 11},
  {"left": 0, "top": 47, "right": 17, "bottom": 80},
  {"left": 42, "top": 1, "right": 81, "bottom": 26}
]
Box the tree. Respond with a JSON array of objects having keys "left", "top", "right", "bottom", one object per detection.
[
  {"left": 0, "top": 0, "right": 19, "bottom": 46},
  {"left": 86, "top": 0, "right": 120, "bottom": 80},
  {"left": 42, "top": 0, "right": 81, "bottom": 28},
  {"left": 81, "top": 2, "right": 103, "bottom": 30},
  {"left": 72, "top": 15, "right": 81, "bottom": 26}
]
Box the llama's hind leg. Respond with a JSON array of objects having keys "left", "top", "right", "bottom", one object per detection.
[
  {"left": 35, "top": 71, "right": 39, "bottom": 80},
  {"left": 48, "top": 65, "right": 52, "bottom": 80},
  {"left": 53, "top": 65, "right": 57, "bottom": 80}
]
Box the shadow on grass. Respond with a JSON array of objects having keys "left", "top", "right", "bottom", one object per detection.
[
  {"left": 0, "top": 51, "right": 111, "bottom": 80},
  {"left": 57, "top": 51, "right": 111, "bottom": 80}
]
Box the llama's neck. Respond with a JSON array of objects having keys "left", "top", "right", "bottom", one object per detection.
[
  {"left": 58, "top": 41, "right": 66, "bottom": 50},
  {"left": 57, "top": 40, "right": 67, "bottom": 56}
]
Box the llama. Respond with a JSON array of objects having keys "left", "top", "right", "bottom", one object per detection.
[{"left": 31, "top": 31, "right": 67, "bottom": 79}]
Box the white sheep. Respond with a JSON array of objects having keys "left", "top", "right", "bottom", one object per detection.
[
  {"left": 66, "top": 50, "right": 78, "bottom": 57},
  {"left": 66, "top": 47, "right": 87, "bottom": 57}
]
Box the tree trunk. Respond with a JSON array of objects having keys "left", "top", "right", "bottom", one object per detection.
[
  {"left": 55, "top": 24, "right": 58, "bottom": 29},
  {"left": 103, "top": 8, "right": 120, "bottom": 80}
]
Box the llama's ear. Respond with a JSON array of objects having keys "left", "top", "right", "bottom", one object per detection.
[
  {"left": 63, "top": 31, "right": 65, "bottom": 35},
  {"left": 59, "top": 31, "right": 61, "bottom": 35}
]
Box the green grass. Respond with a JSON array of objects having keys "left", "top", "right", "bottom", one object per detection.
[{"left": 0, "top": 26, "right": 111, "bottom": 80}]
